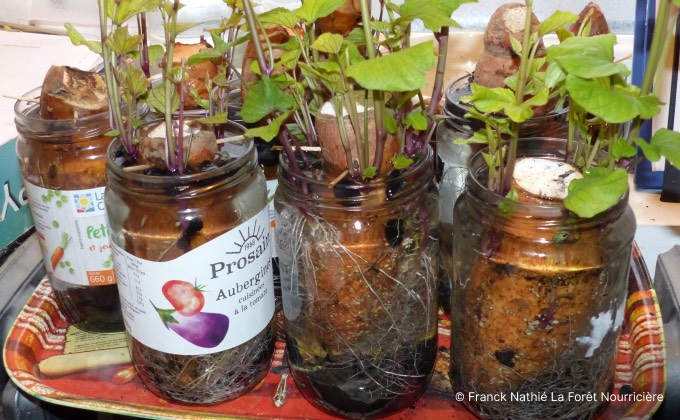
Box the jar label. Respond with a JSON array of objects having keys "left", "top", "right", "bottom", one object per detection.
[
  {"left": 111, "top": 206, "right": 275, "bottom": 355},
  {"left": 23, "top": 182, "right": 116, "bottom": 287}
]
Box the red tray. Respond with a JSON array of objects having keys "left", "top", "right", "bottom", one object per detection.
[{"left": 2, "top": 244, "right": 666, "bottom": 419}]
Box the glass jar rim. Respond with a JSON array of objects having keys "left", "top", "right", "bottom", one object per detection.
[
  {"left": 13, "top": 86, "right": 112, "bottom": 141},
  {"left": 106, "top": 119, "right": 255, "bottom": 192},
  {"left": 14, "top": 86, "right": 111, "bottom": 125},
  {"left": 277, "top": 146, "right": 435, "bottom": 209},
  {"left": 443, "top": 75, "right": 569, "bottom": 126},
  {"left": 465, "top": 137, "right": 630, "bottom": 221}
]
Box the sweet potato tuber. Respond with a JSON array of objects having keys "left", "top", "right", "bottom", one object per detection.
[
  {"left": 137, "top": 120, "right": 218, "bottom": 172},
  {"left": 315, "top": 103, "right": 399, "bottom": 180},
  {"left": 170, "top": 40, "right": 219, "bottom": 110},
  {"left": 473, "top": 3, "right": 545, "bottom": 89},
  {"left": 570, "top": 2, "right": 611, "bottom": 36},
  {"left": 241, "top": 25, "right": 294, "bottom": 100},
  {"left": 40, "top": 65, "right": 109, "bottom": 120},
  {"left": 316, "top": 0, "right": 361, "bottom": 36}
]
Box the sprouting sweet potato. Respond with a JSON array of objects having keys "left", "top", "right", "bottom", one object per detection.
[
  {"left": 315, "top": 102, "right": 399, "bottom": 179},
  {"left": 241, "top": 25, "right": 294, "bottom": 100},
  {"left": 316, "top": 0, "right": 361, "bottom": 36},
  {"left": 40, "top": 65, "right": 109, "bottom": 120},
  {"left": 170, "top": 40, "right": 219, "bottom": 109},
  {"left": 137, "top": 120, "right": 218, "bottom": 171},
  {"left": 570, "top": 2, "right": 611, "bottom": 36},
  {"left": 473, "top": 3, "right": 545, "bottom": 89}
]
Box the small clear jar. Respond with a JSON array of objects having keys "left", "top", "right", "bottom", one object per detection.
[
  {"left": 105, "top": 121, "right": 276, "bottom": 405},
  {"left": 15, "top": 87, "right": 124, "bottom": 333},
  {"left": 274, "top": 147, "right": 439, "bottom": 419},
  {"left": 437, "top": 75, "right": 570, "bottom": 316},
  {"left": 449, "top": 138, "right": 636, "bottom": 419}
]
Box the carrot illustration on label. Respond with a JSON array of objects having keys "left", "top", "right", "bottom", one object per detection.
[{"left": 51, "top": 232, "right": 71, "bottom": 269}]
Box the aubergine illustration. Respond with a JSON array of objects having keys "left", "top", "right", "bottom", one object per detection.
[{"left": 151, "top": 301, "right": 229, "bottom": 348}]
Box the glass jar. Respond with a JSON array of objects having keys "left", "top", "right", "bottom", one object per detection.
[
  {"left": 437, "top": 75, "right": 570, "bottom": 316},
  {"left": 274, "top": 147, "right": 439, "bottom": 419},
  {"left": 105, "top": 121, "right": 276, "bottom": 405},
  {"left": 449, "top": 138, "right": 636, "bottom": 419},
  {"left": 14, "top": 87, "right": 124, "bottom": 333}
]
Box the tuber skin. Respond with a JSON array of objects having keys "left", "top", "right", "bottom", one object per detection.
[
  {"left": 40, "top": 65, "right": 109, "bottom": 120},
  {"left": 570, "top": 2, "right": 611, "bottom": 36},
  {"left": 316, "top": 0, "right": 361, "bottom": 36},
  {"left": 168, "top": 40, "right": 219, "bottom": 110},
  {"left": 473, "top": 3, "right": 545, "bottom": 89},
  {"left": 241, "top": 25, "right": 294, "bottom": 100},
  {"left": 138, "top": 120, "right": 218, "bottom": 172},
  {"left": 315, "top": 104, "right": 399, "bottom": 180}
]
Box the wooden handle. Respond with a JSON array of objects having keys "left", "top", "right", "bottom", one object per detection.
[{"left": 38, "top": 347, "right": 131, "bottom": 377}]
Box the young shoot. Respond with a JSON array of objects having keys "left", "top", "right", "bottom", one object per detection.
[
  {"left": 239, "top": 0, "right": 475, "bottom": 181},
  {"left": 459, "top": 0, "right": 680, "bottom": 218}
]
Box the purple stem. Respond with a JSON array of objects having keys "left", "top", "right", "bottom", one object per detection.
[
  {"left": 176, "top": 64, "right": 186, "bottom": 175},
  {"left": 137, "top": 13, "right": 151, "bottom": 78}
]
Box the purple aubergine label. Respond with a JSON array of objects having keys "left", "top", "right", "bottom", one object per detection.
[{"left": 112, "top": 206, "right": 274, "bottom": 355}]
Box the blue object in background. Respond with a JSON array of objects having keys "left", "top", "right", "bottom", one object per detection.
[
  {"left": 632, "top": 0, "right": 666, "bottom": 190},
  {"left": 0, "top": 139, "right": 34, "bottom": 253}
]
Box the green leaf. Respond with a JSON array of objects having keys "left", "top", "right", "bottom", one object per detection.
[
  {"left": 147, "top": 81, "right": 180, "bottom": 115},
  {"left": 509, "top": 36, "right": 522, "bottom": 55},
  {"left": 464, "top": 84, "right": 515, "bottom": 113},
  {"left": 244, "top": 112, "right": 292, "bottom": 142},
  {"left": 345, "top": 28, "right": 367, "bottom": 46},
  {"left": 398, "top": 0, "right": 468, "bottom": 31},
  {"left": 258, "top": 7, "right": 300, "bottom": 28},
  {"left": 454, "top": 129, "right": 490, "bottom": 145},
  {"left": 391, "top": 154, "right": 414, "bottom": 170},
  {"left": 611, "top": 138, "right": 637, "bottom": 160},
  {"left": 341, "top": 42, "right": 365, "bottom": 66},
  {"left": 521, "top": 87, "right": 549, "bottom": 109},
  {"left": 240, "top": 76, "right": 295, "bottom": 123},
  {"left": 504, "top": 103, "right": 533, "bottom": 123},
  {"left": 311, "top": 33, "right": 344, "bottom": 54},
  {"left": 117, "top": 63, "right": 149, "bottom": 98},
  {"left": 565, "top": 75, "right": 659, "bottom": 123},
  {"left": 537, "top": 11, "right": 579, "bottom": 36},
  {"left": 65, "top": 23, "right": 102, "bottom": 54},
  {"left": 294, "top": 0, "right": 346, "bottom": 23},
  {"left": 107, "top": 26, "right": 143, "bottom": 56},
  {"left": 285, "top": 123, "right": 306, "bottom": 142},
  {"left": 564, "top": 168, "right": 629, "bottom": 218},
  {"left": 546, "top": 33, "right": 616, "bottom": 63},
  {"left": 544, "top": 61, "right": 566, "bottom": 89},
  {"left": 280, "top": 48, "right": 302, "bottom": 69},
  {"left": 362, "top": 166, "right": 377, "bottom": 179},
  {"left": 636, "top": 93, "right": 665, "bottom": 119},
  {"left": 384, "top": 112, "right": 398, "bottom": 134},
  {"left": 650, "top": 128, "right": 680, "bottom": 168},
  {"left": 555, "top": 55, "right": 630, "bottom": 79},
  {"left": 112, "top": 0, "right": 159, "bottom": 25},
  {"left": 147, "top": 44, "right": 164, "bottom": 66},
  {"left": 165, "top": 21, "right": 202, "bottom": 36},
  {"left": 499, "top": 188, "right": 518, "bottom": 216},
  {"left": 370, "top": 21, "right": 392, "bottom": 32},
  {"left": 404, "top": 111, "right": 428, "bottom": 130},
  {"left": 345, "top": 42, "right": 436, "bottom": 92},
  {"left": 196, "top": 113, "right": 228, "bottom": 124},
  {"left": 187, "top": 48, "right": 223, "bottom": 66}
]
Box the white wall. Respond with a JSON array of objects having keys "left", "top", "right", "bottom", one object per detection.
[{"left": 1, "top": 0, "right": 637, "bottom": 35}]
